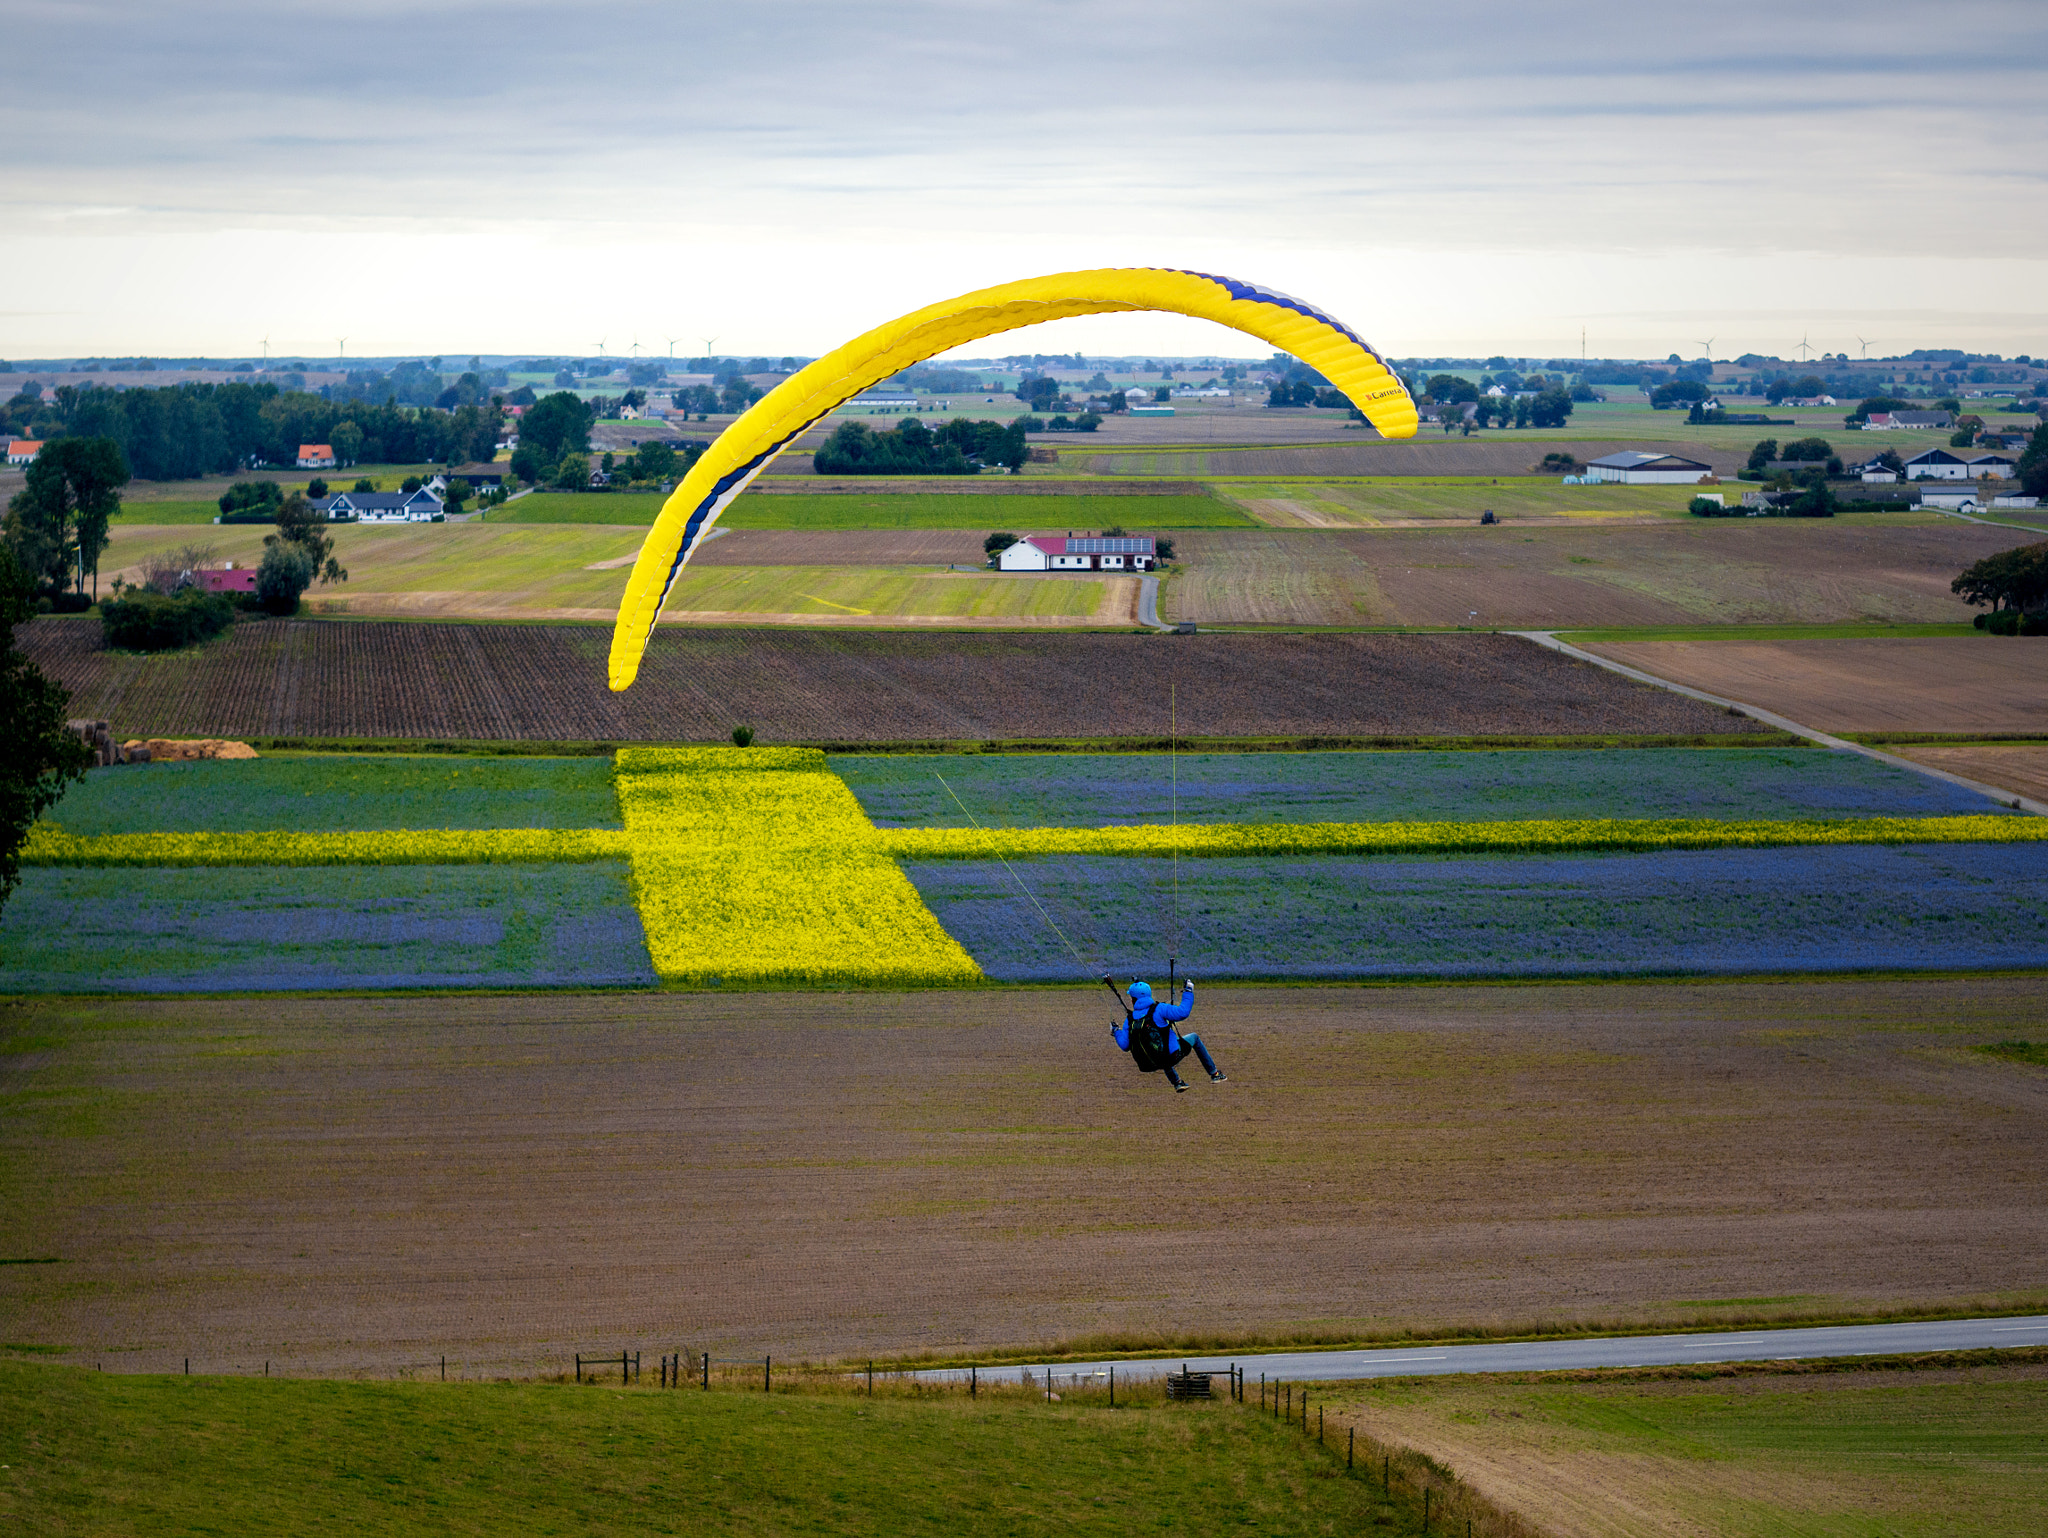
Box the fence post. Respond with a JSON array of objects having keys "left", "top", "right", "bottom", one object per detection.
[
  {"left": 1319, "top": 1406, "right": 1323, "bottom": 1444},
  {"left": 970, "top": 1365, "right": 976, "bottom": 1400},
  {"left": 702, "top": 1351, "right": 709, "bottom": 1390},
  {"left": 575, "top": 1354, "right": 582, "bottom": 1384},
  {"left": 1424, "top": 1488, "right": 1431, "bottom": 1532},
  {"left": 184, "top": 1359, "right": 189, "bottom": 1376},
  {"left": 868, "top": 1361, "right": 873, "bottom": 1396},
  {"left": 1108, "top": 1364, "right": 1113, "bottom": 1409},
  {"left": 440, "top": 1355, "right": 445, "bottom": 1382},
  {"left": 1384, "top": 1453, "right": 1390, "bottom": 1493},
  {"left": 765, "top": 1355, "right": 771, "bottom": 1394}
]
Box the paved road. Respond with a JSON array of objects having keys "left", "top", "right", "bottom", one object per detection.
[{"left": 911, "top": 1315, "right": 2048, "bottom": 1387}]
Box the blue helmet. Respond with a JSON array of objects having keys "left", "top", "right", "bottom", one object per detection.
[{"left": 1129, "top": 980, "right": 1152, "bottom": 1002}]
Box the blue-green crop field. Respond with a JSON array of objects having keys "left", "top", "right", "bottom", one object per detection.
[
  {"left": 6, "top": 746, "right": 2045, "bottom": 992},
  {"left": 44, "top": 754, "right": 621, "bottom": 833},
  {"left": 832, "top": 746, "right": 2012, "bottom": 828}
]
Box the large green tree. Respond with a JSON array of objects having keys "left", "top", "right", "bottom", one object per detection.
[
  {"left": 0, "top": 545, "right": 92, "bottom": 914},
  {"left": 519, "top": 391, "right": 594, "bottom": 464},
  {"left": 3, "top": 435, "right": 129, "bottom": 597},
  {"left": 1952, "top": 541, "right": 2048, "bottom": 614},
  {"left": 2018, "top": 421, "right": 2048, "bottom": 499},
  {"left": 266, "top": 493, "right": 348, "bottom": 587}
]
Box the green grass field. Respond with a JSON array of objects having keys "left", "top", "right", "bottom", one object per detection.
[
  {"left": 0, "top": 1365, "right": 1416, "bottom": 1537},
  {"left": 105, "top": 500, "right": 229, "bottom": 525},
  {"left": 723, "top": 493, "right": 1256, "bottom": 530},
  {"left": 1330, "top": 1358, "right": 2048, "bottom": 1538},
  {"left": 658, "top": 565, "right": 1110, "bottom": 619},
  {"left": 491, "top": 492, "right": 665, "bottom": 524},
  {"left": 493, "top": 492, "right": 1255, "bottom": 531}
]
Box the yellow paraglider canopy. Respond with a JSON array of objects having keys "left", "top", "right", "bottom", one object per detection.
[{"left": 607, "top": 267, "right": 1417, "bottom": 689}]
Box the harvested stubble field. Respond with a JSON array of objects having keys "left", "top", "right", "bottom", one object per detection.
[
  {"left": 5, "top": 978, "right": 2045, "bottom": 1374},
  {"left": 1585, "top": 638, "right": 2048, "bottom": 734},
  {"left": 494, "top": 489, "right": 1248, "bottom": 529},
  {"left": 1223, "top": 480, "right": 1701, "bottom": 526},
  {"left": 1165, "top": 521, "right": 2022, "bottom": 628},
  {"left": 19, "top": 622, "right": 1765, "bottom": 742},
  {"left": 1890, "top": 743, "right": 2048, "bottom": 804}
]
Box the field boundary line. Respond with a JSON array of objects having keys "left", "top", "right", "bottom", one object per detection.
[{"left": 1515, "top": 631, "right": 2048, "bottom": 817}]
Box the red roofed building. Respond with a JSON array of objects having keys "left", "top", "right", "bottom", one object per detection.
[
  {"left": 998, "top": 534, "right": 1157, "bottom": 572},
  {"left": 5, "top": 438, "right": 43, "bottom": 466},
  {"left": 297, "top": 443, "right": 337, "bottom": 468},
  {"left": 194, "top": 565, "right": 257, "bottom": 593}
]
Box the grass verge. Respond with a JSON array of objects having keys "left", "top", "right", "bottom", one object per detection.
[
  {"left": 1325, "top": 1347, "right": 2048, "bottom": 1538},
  {"left": 0, "top": 1363, "right": 1424, "bottom": 1537}
]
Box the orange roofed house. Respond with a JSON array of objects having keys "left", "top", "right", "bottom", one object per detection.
[
  {"left": 5, "top": 438, "right": 43, "bottom": 466},
  {"left": 297, "top": 443, "right": 337, "bottom": 469}
]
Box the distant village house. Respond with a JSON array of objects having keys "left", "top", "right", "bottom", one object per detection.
[
  {"left": 5, "top": 438, "right": 43, "bottom": 465},
  {"left": 297, "top": 443, "right": 337, "bottom": 469}
]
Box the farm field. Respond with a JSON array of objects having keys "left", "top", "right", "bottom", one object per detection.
[
  {"left": 44, "top": 752, "right": 622, "bottom": 832},
  {"left": 1889, "top": 743, "right": 2048, "bottom": 804},
  {"left": 1164, "top": 520, "right": 2023, "bottom": 628},
  {"left": 1220, "top": 479, "right": 1703, "bottom": 526},
  {"left": 93, "top": 523, "right": 1128, "bottom": 624},
  {"left": 834, "top": 746, "right": 2008, "bottom": 827},
  {"left": 493, "top": 491, "right": 1253, "bottom": 529},
  {"left": 21, "top": 623, "right": 1764, "bottom": 742},
  {"left": 4, "top": 977, "right": 2045, "bottom": 1372},
  {"left": 0, "top": 1367, "right": 1417, "bottom": 1538},
  {"left": 1329, "top": 1357, "right": 2048, "bottom": 1538},
  {"left": 16, "top": 743, "right": 2043, "bottom": 992},
  {"left": 899, "top": 842, "right": 2048, "bottom": 980},
  {"left": 1075, "top": 439, "right": 1748, "bottom": 479},
  {"left": 722, "top": 492, "right": 1253, "bottom": 530},
  {"left": 1585, "top": 638, "right": 2048, "bottom": 733},
  {"left": 0, "top": 863, "right": 654, "bottom": 991}
]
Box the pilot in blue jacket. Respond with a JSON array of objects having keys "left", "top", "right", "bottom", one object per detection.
[{"left": 1113, "top": 979, "right": 1224, "bottom": 1092}]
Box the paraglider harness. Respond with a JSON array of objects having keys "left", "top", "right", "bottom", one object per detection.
[
  {"left": 1125, "top": 999, "right": 1175, "bottom": 1072},
  {"left": 1107, "top": 974, "right": 1181, "bottom": 1074}
]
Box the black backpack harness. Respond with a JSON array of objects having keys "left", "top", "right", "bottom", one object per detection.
[{"left": 1126, "top": 1002, "right": 1174, "bottom": 1073}]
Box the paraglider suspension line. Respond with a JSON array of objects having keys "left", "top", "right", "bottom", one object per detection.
[{"left": 934, "top": 773, "right": 1089, "bottom": 971}]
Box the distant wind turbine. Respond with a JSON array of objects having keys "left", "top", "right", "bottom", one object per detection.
[
  {"left": 630, "top": 337, "right": 641, "bottom": 359},
  {"left": 1694, "top": 339, "right": 1714, "bottom": 362},
  {"left": 337, "top": 337, "right": 347, "bottom": 361},
  {"left": 595, "top": 338, "right": 607, "bottom": 359},
  {"left": 1857, "top": 336, "right": 1873, "bottom": 359},
  {"left": 700, "top": 335, "right": 719, "bottom": 362},
  {"left": 663, "top": 336, "right": 682, "bottom": 358},
  {"left": 260, "top": 335, "right": 269, "bottom": 361},
  {"left": 1795, "top": 334, "right": 1813, "bottom": 361}
]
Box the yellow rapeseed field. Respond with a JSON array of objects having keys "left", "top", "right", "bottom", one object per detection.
[{"left": 612, "top": 746, "right": 984, "bottom": 988}]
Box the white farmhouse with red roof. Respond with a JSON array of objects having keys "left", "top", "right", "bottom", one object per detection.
[
  {"left": 296, "top": 443, "right": 336, "bottom": 469},
  {"left": 998, "top": 534, "right": 1157, "bottom": 572}
]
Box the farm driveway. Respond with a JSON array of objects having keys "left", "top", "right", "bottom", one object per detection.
[{"left": 5, "top": 977, "right": 2044, "bottom": 1375}]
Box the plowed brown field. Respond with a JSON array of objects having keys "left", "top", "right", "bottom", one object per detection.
[
  {"left": 1585, "top": 638, "right": 2048, "bottom": 733},
  {"left": 5, "top": 978, "right": 2043, "bottom": 1375},
  {"left": 1166, "top": 522, "right": 2021, "bottom": 628},
  {"left": 18, "top": 621, "right": 1761, "bottom": 742}
]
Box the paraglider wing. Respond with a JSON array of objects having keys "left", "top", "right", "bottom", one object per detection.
[{"left": 607, "top": 268, "right": 1417, "bottom": 689}]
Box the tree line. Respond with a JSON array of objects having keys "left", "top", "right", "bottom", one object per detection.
[
  {"left": 0, "top": 380, "right": 502, "bottom": 481},
  {"left": 814, "top": 417, "right": 1028, "bottom": 475}
]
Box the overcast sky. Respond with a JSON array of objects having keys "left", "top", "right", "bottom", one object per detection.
[{"left": 3, "top": 0, "right": 2044, "bottom": 361}]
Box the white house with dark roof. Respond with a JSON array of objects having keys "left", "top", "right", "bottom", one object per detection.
[
  {"left": 998, "top": 534, "right": 1157, "bottom": 572},
  {"left": 1582, "top": 451, "right": 1714, "bottom": 484},
  {"left": 1967, "top": 454, "right": 2015, "bottom": 479},
  {"left": 313, "top": 488, "right": 444, "bottom": 522}
]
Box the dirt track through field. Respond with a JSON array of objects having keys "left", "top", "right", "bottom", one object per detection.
[
  {"left": 1168, "top": 522, "right": 2022, "bottom": 628},
  {"left": 1586, "top": 638, "right": 2048, "bottom": 733},
  {"left": 4, "top": 978, "right": 2044, "bottom": 1375},
  {"left": 19, "top": 622, "right": 1763, "bottom": 742}
]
